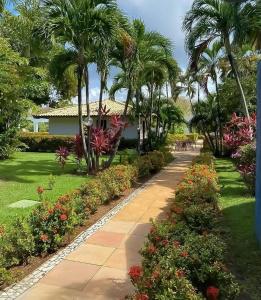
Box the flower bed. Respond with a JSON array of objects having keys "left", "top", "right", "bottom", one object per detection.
[
  {"left": 127, "top": 153, "right": 240, "bottom": 300},
  {"left": 0, "top": 149, "right": 174, "bottom": 289}
]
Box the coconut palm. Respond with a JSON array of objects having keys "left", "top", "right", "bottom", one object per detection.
[
  {"left": 198, "top": 41, "right": 224, "bottom": 153},
  {"left": 43, "top": 0, "right": 118, "bottom": 172},
  {"left": 183, "top": 0, "right": 250, "bottom": 118}
]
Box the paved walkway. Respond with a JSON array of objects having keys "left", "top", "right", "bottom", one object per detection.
[{"left": 18, "top": 150, "right": 199, "bottom": 300}]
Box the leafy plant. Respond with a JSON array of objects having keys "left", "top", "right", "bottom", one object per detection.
[{"left": 55, "top": 146, "right": 70, "bottom": 168}]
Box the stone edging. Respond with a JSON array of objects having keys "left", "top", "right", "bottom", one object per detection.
[{"left": 0, "top": 171, "right": 163, "bottom": 300}]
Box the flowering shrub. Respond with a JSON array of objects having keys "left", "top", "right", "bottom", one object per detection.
[
  {"left": 175, "top": 165, "right": 219, "bottom": 205},
  {"left": 224, "top": 113, "right": 256, "bottom": 194},
  {"left": 135, "top": 156, "right": 153, "bottom": 178},
  {"left": 232, "top": 143, "right": 256, "bottom": 195},
  {"left": 223, "top": 113, "right": 256, "bottom": 152},
  {"left": 128, "top": 155, "right": 239, "bottom": 300}
]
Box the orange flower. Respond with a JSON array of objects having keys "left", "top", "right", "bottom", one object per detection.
[
  {"left": 40, "top": 234, "right": 48, "bottom": 242},
  {"left": 37, "top": 186, "right": 44, "bottom": 194}
]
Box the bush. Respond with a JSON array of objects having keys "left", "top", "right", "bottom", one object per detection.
[
  {"left": 135, "top": 156, "right": 153, "bottom": 178},
  {"left": 127, "top": 157, "right": 239, "bottom": 300},
  {"left": 0, "top": 218, "right": 35, "bottom": 268},
  {"left": 147, "top": 151, "right": 165, "bottom": 172},
  {"left": 159, "top": 146, "right": 175, "bottom": 164},
  {"left": 19, "top": 133, "right": 75, "bottom": 152},
  {"left": 80, "top": 179, "right": 109, "bottom": 205},
  {"left": 118, "top": 138, "right": 137, "bottom": 150},
  {"left": 175, "top": 165, "right": 220, "bottom": 205},
  {"left": 232, "top": 143, "right": 256, "bottom": 195},
  {"left": 183, "top": 204, "right": 217, "bottom": 233},
  {"left": 192, "top": 152, "right": 215, "bottom": 168}
]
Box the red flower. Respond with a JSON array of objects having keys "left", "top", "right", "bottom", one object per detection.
[
  {"left": 135, "top": 294, "right": 149, "bottom": 300},
  {"left": 0, "top": 226, "right": 5, "bottom": 237},
  {"left": 129, "top": 265, "right": 142, "bottom": 282},
  {"left": 206, "top": 286, "right": 220, "bottom": 300},
  {"left": 48, "top": 209, "right": 54, "bottom": 215},
  {"left": 150, "top": 227, "right": 156, "bottom": 234},
  {"left": 180, "top": 251, "right": 189, "bottom": 258},
  {"left": 148, "top": 244, "right": 156, "bottom": 254},
  {"left": 40, "top": 234, "right": 48, "bottom": 242},
  {"left": 173, "top": 240, "right": 180, "bottom": 248},
  {"left": 175, "top": 269, "right": 185, "bottom": 278},
  {"left": 161, "top": 239, "right": 169, "bottom": 246},
  {"left": 151, "top": 270, "right": 160, "bottom": 279},
  {"left": 37, "top": 186, "right": 44, "bottom": 194},
  {"left": 60, "top": 214, "right": 68, "bottom": 221}
]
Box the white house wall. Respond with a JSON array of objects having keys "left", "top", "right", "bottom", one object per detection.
[
  {"left": 49, "top": 117, "right": 138, "bottom": 140},
  {"left": 49, "top": 117, "right": 79, "bottom": 135}
]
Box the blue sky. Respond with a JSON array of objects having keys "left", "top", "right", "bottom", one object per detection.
[
  {"left": 84, "top": 0, "right": 194, "bottom": 102},
  {"left": 7, "top": 0, "right": 194, "bottom": 102}
]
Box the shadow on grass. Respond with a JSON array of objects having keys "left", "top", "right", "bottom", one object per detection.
[{"left": 0, "top": 158, "right": 79, "bottom": 184}]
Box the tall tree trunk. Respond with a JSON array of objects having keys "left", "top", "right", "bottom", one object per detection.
[
  {"left": 78, "top": 66, "right": 88, "bottom": 167},
  {"left": 98, "top": 71, "right": 106, "bottom": 128},
  {"left": 224, "top": 37, "right": 250, "bottom": 119},
  {"left": 85, "top": 66, "right": 92, "bottom": 173},
  {"left": 136, "top": 89, "right": 141, "bottom": 154},
  {"left": 214, "top": 73, "right": 223, "bottom": 156},
  {"left": 148, "top": 82, "right": 154, "bottom": 150},
  {"left": 105, "top": 85, "right": 133, "bottom": 168}
]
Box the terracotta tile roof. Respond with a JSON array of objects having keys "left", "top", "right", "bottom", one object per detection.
[{"left": 34, "top": 100, "right": 129, "bottom": 118}]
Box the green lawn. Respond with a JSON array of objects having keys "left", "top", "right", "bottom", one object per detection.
[
  {"left": 215, "top": 159, "right": 261, "bottom": 299},
  {"left": 0, "top": 152, "right": 89, "bottom": 227}
]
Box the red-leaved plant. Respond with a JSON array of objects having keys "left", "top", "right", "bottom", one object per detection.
[
  {"left": 223, "top": 113, "right": 256, "bottom": 151},
  {"left": 55, "top": 147, "right": 70, "bottom": 168}
]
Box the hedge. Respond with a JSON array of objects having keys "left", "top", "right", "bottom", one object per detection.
[
  {"left": 19, "top": 133, "right": 138, "bottom": 152},
  {"left": 127, "top": 153, "right": 240, "bottom": 300},
  {"left": 0, "top": 148, "right": 173, "bottom": 288}
]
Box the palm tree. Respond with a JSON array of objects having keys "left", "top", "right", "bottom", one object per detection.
[
  {"left": 183, "top": 0, "right": 250, "bottom": 118},
  {"left": 198, "top": 41, "right": 224, "bottom": 154},
  {"left": 43, "top": 0, "right": 118, "bottom": 172}
]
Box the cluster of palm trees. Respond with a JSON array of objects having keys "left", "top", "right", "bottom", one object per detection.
[
  {"left": 40, "top": 0, "right": 180, "bottom": 172},
  {"left": 183, "top": 0, "right": 261, "bottom": 155}
]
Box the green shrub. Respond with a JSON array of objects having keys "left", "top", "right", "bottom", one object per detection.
[
  {"left": 0, "top": 267, "right": 12, "bottom": 288},
  {"left": 192, "top": 153, "right": 215, "bottom": 168},
  {"left": 147, "top": 151, "right": 165, "bottom": 172},
  {"left": 80, "top": 179, "right": 109, "bottom": 205},
  {"left": 19, "top": 133, "right": 75, "bottom": 152},
  {"left": 29, "top": 200, "right": 76, "bottom": 254},
  {"left": 183, "top": 204, "right": 217, "bottom": 233},
  {"left": 135, "top": 156, "right": 152, "bottom": 178},
  {"left": 158, "top": 146, "right": 175, "bottom": 164},
  {"left": 0, "top": 218, "right": 35, "bottom": 268}
]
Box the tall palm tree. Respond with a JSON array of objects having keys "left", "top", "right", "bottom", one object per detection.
[
  {"left": 183, "top": 0, "right": 250, "bottom": 118},
  {"left": 43, "top": 0, "right": 117, "bottom": 172},
  {"left": 198, "top": 41, "right": 224, "bottom": 154}
]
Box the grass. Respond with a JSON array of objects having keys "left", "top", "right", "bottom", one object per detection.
[
  {"left": 0, "top": 152, "right": 89, "bottom": 227},
  {"left": 0, "top": 149, "right": 137, "bottom": 228},
  {"left": 215, "top": 158, "right": 261, "bottom": 300}
]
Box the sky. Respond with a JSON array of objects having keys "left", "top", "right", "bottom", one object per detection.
[{"left": 77, "top": 0, "right": 194, "bottom": 103}]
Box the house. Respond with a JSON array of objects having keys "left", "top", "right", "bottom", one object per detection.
[{"left": 34, "top": 99, "right": 143, "bottom": 141}]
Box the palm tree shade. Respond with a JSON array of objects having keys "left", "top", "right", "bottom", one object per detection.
[{"left": 256, "top": 61, "right": 261, "bottom": 245}]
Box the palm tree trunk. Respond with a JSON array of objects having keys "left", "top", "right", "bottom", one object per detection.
[
  {"left": 78, "top": 66, "right": 88, "bottom": 167},
  {"left": 85, "top": 66, "right": 92, "bottom": 173},
  {"left": 105, "top": 85, "right": 134, "bottom": 168},
  {"left": 224, "top": 37, "right": 250, "bottom": 119},
  {"left": 214, "top": 73, "right": 223, "bottom": 156},
  {"left": 98, "top": 71, "right": 106, "bottom": 128}
]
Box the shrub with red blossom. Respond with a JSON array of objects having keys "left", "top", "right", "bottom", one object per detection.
[{"left": 206, "top": 286, "right": 220, "bottom": 300}]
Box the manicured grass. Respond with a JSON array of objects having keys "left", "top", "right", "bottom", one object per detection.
[
  {"left": 215, "top": 158, "right": 261, "bottom": 299},
  {"left": 0, "top": 152, "right": 89, "bottom": 227}
]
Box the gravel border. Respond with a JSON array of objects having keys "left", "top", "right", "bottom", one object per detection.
[{"left": 0, "top": 173, "right": 161, "bottom": 300}]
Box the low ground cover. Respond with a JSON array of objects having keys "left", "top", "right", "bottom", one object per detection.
[
  {"left": 215, "top": 159, "right": 261, "bottom": 299},
  {"left": 127, "top": 153, "right": 240, "bottom": 300}
]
